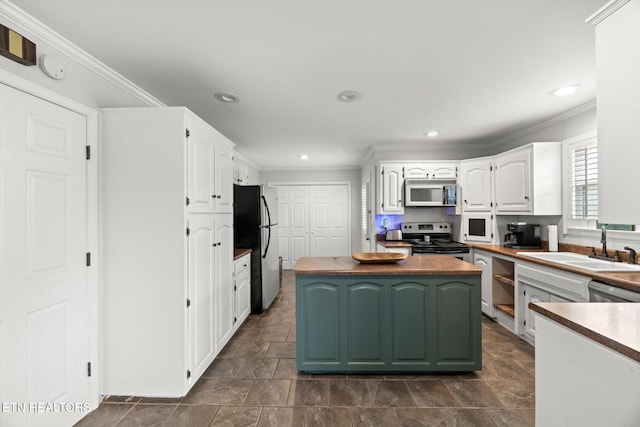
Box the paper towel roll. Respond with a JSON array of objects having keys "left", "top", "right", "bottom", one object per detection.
[{"left": 547, "top": 225, "right": 558, "bottom": 252}]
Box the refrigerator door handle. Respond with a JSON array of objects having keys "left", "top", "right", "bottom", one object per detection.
[
  {"left": 263, "top": 224, "right": 271, "bottom": 259},
  {"left": 261, "top": 195, "right": 272, "bottom": 227}
]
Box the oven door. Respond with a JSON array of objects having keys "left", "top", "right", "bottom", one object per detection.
[{"left": 462, "top": 213, "right": 493, "bottom": 243}]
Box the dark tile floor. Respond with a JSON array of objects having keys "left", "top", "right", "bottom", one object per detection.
[{"left": 76, "top": 271, "right": 535, "bottom": 427}]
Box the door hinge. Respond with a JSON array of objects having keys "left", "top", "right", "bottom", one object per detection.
[
  {"left": 234, "top": 317, "right": 237, "bottom": 323},
  {"left": 87, "top": 362, "right": 92, "bottom": 377},
  {"left": 187, "top": 370, "right": 191, "bottom": 379},
  {"left": 381, "top": 168, "right": 384, "bottom": 176},
  {"left": 186, "top": 227, "right": 190, "bottom": 236},
  {"left": 86, "top": 145, "right": 91, "bottom": 160},
  {"left": 234, "top": 285, "right": 237, "bottom": 291},
  {"left": 524, "top": 289, "right": 526, "bottom": 296},
  {"left": 491, "top": 233, "right": 494, "bottom": 238},
  {"left": 185, "top": 128, "right": 190, "bottom": 138},
  {"left": 186, "top": 196, "right": 190, "bottom": 206},
  {"left": 524, "top": 320, "right": 526, "bottom": 326},
  {"left": 186, "top": 298, "right": 191, "bottom": 308},
  {"left": 86, "top": 252, "right": 91, "bottom": 267},
  {"left": 490, "top": 165, "right": 493, "bottom": 171}
]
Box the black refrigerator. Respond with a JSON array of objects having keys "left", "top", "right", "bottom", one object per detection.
[{"left": 233, "top": 184, "right": 280, "bottom": 314}]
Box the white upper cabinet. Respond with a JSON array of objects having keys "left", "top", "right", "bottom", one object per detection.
[
  {"left": 187, "top": 120, "right": 216, "bottom": 213},
  {"left": 588, "top": 0, "right": 640, "bottom": 224},
  {"left": 378, "top": 163, "right": 404, "bottom": 214},
  {"left": 214, "top": 140, "right": 234, "bottom": 213},
  {"left": 403, "top": 162, "right": 458, "bottom": 179},
  {"left": 460, "top": 156, "right": 494, "bottom": 212},
  {"left": 494, "top": 143, "right": 561, "bottom": 215}
]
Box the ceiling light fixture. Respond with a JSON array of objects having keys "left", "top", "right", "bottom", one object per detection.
[
  {"left": 548, "top": 85, "right": 580, "bottom": 97},
  {"left": 214, "top": 92, "right": 239, "bottom": 103},
  {"left": 424, "top": 130, "right": 439, "bottom": 138},
  {"left": 337, "top": 90, "right": 362, "bottom": 102},
  {"left": 299, "top": 154, "right": 309, "bottom": 160}
]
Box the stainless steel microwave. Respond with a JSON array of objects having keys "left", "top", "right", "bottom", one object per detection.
[{"left": 404, "top": 180, "right": 457, "bottom": 207}]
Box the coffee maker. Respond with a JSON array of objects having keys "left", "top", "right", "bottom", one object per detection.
[{"left": 503, "top": 223, "right": 541, "bottom": 249}]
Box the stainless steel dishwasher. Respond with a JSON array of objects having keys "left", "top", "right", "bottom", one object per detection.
[{"left": 588, "top": 281, "right": 640, "bottom": 302}]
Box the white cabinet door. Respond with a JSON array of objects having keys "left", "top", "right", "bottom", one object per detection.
[
  {"left": 431, "top": 163, "right": 458, "bottom": 179},
  {"left": 187, "top": 122, "right": 215, "bottom": 213},
  {"left": 378, "top": 164, "right": 404, "bottom": 214},
  {"left": 495, "top": 148, "right": 531, "bottom": 213},
  {"left": 590, "top": 0, "right": 640, "bottom": 224},
  {"left": 234, "top": 255, "right": 251, "bottom": 327},
  {"left": 0, "top": 84, "right": 91, "bottom": 427},
  {"left": 214, "top": 142, "right": 234, "bottom": 213},
  {"left": 460, "top": 157, "right": 493, "bottom": 212},
  {"left": 522, "top": 284, "right": 550, "bottom": 340},
  {"left": 187, "top": 218, "right": 215, "bottom": 382},
  {"left": 473, "top": 251, "right": 493, "bottom": 317},
  {"left": 403, "top": 163, "right": 430, "bottom": 178},
  {"left": 215, "top": 215, "right": 234, "bottom": 351}
]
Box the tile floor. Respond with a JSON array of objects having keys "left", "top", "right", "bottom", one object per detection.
[{"left": 76, "top": 271, "right": 535, "bottom": 427}]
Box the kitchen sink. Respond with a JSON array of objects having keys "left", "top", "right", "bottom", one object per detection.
[{"left": 517, "top": 251, "right": 640, "bottom": 272}]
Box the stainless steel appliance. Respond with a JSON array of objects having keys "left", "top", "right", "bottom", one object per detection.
[
  {"left": 233, "top": 184, "right": 280, "bottom": 314},
  {"left": 589, "top": 281, "right": 640, "bottom": 302},
  {"left": 401, "top": 222, "right": 471, "bottom": 262},
  {"left": 385, "top": 229, "right": 403, "bottom": 241},
  {"left": 404, "top": 180, "right": 457, "bottom": 207},
  {"left": 503, "top": 222, "right": 541, "bottom": 249}
]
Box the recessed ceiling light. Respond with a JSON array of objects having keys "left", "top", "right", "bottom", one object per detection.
[
  {"left": 337, "top": 90, "right": 362, "bottom": 102},
  {"left": 214, "top": 92, "right": 239, "bottom": 103},
  {"left": 424, "top": 130, "right": 439, "bottom": 138},
  {"left": 299, "top": 154, "right": 309, "bottom": 160},
  {"left": 548, "top": 85, "right": 580, "bottom": 97}
]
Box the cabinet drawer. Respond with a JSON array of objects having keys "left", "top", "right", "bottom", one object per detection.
[
  {"left": 234, "top": 254, "right": 250, "bottom": 275},
  {"left": 516, "top": 262, "right": 589, "bottom": 301}
]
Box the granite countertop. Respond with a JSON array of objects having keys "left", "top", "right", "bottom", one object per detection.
[
  {"left": 294, "top": 256, "right": 482, "bottom": 276},
  {"left": 234, "top": 248, "right": 252, "bottom": 260},
  {"left": 529, "top": 302, "right": 640, "bottom": 364},
  {"left": 469, "top": 243, "right": 640, "bottom": 293}
]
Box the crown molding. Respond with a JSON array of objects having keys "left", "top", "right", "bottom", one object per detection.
[
  {"left": 586, "top": 0, "right": 630, "bottom": 26},
  {"left": 488, "top": 99, "right": 596, "bottom": 150},
  {"left": 232, "top": 150, "right": 260, "bottom": 170},
  {"left": 0, "top": 0, "right": 165, "bottom": 107}
]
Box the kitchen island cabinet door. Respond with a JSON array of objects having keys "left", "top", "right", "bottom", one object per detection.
[
  {"left": 390, "top": 282, "right": 434, "bottom": 368},
  {"left": 345, "top": 282, "right": 386, "bottom": 368},
  {"left": 435, "top": 281, "right": 482, "bottom": 369},
  {"left": 297, "top": 281, "right": 342, "bottom": 370}
]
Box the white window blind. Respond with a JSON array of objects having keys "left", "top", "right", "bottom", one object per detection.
[
  {"left": 571, "top": 145, "right": 598, "bottom": 220},
  {"left": 361, "top": 183, "right": 368, "bottom": 237}
]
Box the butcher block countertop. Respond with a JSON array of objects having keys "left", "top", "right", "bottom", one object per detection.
[
  {"left": 529, "top": 302, "right": 640, "bottom": 363},
  {"left": 294, "top": 256, "right": 482, "bottom": 276},
  {"left": 469, "top": 243, "right": 640, "bottom": 293},
  {"left": 233, "top": 248, "right": 252, "bottom": 260}
]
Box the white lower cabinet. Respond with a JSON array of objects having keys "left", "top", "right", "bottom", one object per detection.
[
  {"left": 376, "top": 243, "right": 412, "bottom": 256},
  {"left": 215, "top": 215, "right": 235, "bottom": 352},
  {"left": 234, "top": 253, "right": 251, "bottom": 328},
  {"left": 473, "top": 250, "right": 493, "bottom": 317},
  {"left": 516, "top": 262, "right": 588, "bottom": 344}
]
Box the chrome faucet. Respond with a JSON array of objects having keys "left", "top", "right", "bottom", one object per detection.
[
  {"left": 624, "top": 246, "right": 637, "bottom": 264},
  {"left": 600, "top": 226, "right": 609, "bottom": 258}
]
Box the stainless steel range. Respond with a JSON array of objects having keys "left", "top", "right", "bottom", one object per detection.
[{"left": 401, "top": 222, "right": 471, "bottom": 262}]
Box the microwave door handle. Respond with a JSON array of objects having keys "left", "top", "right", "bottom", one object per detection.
[{"left": 442, "top": 186, "right": 446, "bottom": 204}]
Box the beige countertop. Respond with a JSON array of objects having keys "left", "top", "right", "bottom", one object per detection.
[
  {"left": 234, "top": 248, "right": 252, "bottom": 260},
  {"left": 469, "top": 243, "right": 640, "bottom": 293},
  {"left": 294, "top": 256, "right": 482, "bottom": 276},
  {"left": 529, "top": 302, "right": 640, "bottom": 364}
]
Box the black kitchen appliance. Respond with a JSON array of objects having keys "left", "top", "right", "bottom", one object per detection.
[
  {"left": 503, "top": 222, "right": 541, "bottom": 249},
  {"left": 234, "top": 184, "right": 280, "bottom": 314},
  {"left": 401, "top": 222, "right": 470, "bottom": 261}
]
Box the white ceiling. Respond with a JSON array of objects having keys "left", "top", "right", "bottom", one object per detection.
[{"left": 11, "top": 0, "right": 607, "bottom": 169}]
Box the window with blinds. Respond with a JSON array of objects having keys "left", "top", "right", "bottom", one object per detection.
[{"left": 571, "top": 145, "right": 598, "bottom": 220}]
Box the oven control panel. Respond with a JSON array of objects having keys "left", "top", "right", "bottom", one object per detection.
[{"left": 401, "top": 222, "right": 450, "bottom": 234}]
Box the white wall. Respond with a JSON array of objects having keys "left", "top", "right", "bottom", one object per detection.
[
  {"left": 260, "top": 169, "right": 361, "bottom": 252},
  {"left": 0, "top": 3, "right": 158, "bottom": 109}
]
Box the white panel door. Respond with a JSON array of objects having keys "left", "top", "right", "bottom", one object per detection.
[
  {"left": 495, "top": 149, "right": 532, "bottom": 213},
  {"left": 309, "top": 186, "right": 349, "bottom": 257},
  {"left": 0, "top": 84, "right": 89, "bottom": 427},
  {"left": 215, "top": 215, "right": 234, "bottom": 351},
  {"left": 276, "top": 186, "right": 292, "bottom": 269},
  {"left": 460, "top": 158, "right": 493, "bottom": 212},
  {"left": 187, "top": 218, "right": 215, "bottom": 384},
  {"left": 290, "top": 187, "right": 310, "bottom": 264},
  {"left": 187, "top": 121, "right": 214, "bottom": 213}
]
